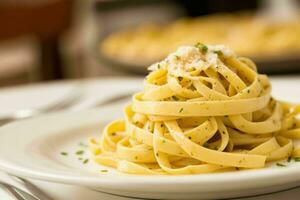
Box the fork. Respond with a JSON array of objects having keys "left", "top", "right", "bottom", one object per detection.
[
  {"left": 0, "top": 181, "right": 39, "bottom": 200},
  {"left": 0, "top": 89, "right": 133, "bottom": 199},
  {"left": 0, "top": 86, "right": 84, "bottom": 126}
]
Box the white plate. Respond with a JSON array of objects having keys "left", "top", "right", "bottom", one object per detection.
[
  {"left": 0, "top": 76, "right": 299, "bottom": 200},
  {"left": 0, "top": 77, "right": 142, "bottom": 117}
]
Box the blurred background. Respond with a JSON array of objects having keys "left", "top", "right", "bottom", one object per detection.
[{"left": 0, "top": 0, "right": 300, "bottom": 87}]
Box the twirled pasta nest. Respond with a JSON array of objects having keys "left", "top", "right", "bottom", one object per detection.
[{"left": 90, "top": 44, "right": 300, "bottom": 175}]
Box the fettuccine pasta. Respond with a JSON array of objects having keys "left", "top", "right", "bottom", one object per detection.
[{"left": 90, "top": 44, "right": 300, "bottom": 175}]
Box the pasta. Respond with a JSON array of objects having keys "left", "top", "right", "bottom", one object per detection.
[
  {"left": 100, "top": 13, "right": 300, "bottom": 66},
  {"left": 90, "top": 44, "right": 300, "bottom": 175}
]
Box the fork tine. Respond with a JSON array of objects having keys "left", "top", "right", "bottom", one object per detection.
[{"left": 0, "top": 182, "right": 26, "bottom": 200}]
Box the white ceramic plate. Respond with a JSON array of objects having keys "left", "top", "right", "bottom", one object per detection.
[
  {"left": 0, "top": 77, "right": 142, "bottom": 118},
  {"left": 0, "top": 77, "right": 300, "bottom": 200}
]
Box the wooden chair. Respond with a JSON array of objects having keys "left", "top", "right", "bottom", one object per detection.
[{"left": 0, "top": 0, "right": 74, "bottom": 81}]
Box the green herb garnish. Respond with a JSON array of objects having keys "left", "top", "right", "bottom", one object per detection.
[
  {"left": 100, "top": 169, "right": 108, "bottom": 173},
  {"left": 60, "top": 152, "right": 68, "bottom": 156},
  {"left": 276, "top": 163, "right": 286, "bottom": 167},
  {"left": 83, "top": 159, "right": 89, "bottom": 164},
  {"left": 195, "top": 43, "right": 208, "bottom": 53},
  {"left": 214, "top": 50, "right": 223, "bottom": 56},
  {"left": 76, "top": 150, "right": 84, "bottom": 155},
  {"left": 294, "top": 157, "right": 300, "bottom": 162},
  {"left": 179, "top": 108, "right": 184, "bottom": 113}
]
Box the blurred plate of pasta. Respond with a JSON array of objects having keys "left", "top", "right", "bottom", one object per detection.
[{"left": 97, "top": 13, "right": 300, "bottom": 74}]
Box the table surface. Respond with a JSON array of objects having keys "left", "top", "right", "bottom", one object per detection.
[{"left": 0, "top": 76, "right": 300, "bottom": 200}]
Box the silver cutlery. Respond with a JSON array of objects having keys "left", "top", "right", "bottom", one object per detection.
[
  {"left": 0, "top": 86, "right": 84, "bottom": 126},
  {"left": 0, "top": 181, "right": 40, "bottom": 200},
  {"left": 0, "top": 89, "right": 134, "bottom": 199},
  {"left": 9, "top": 176, "right": 53, "bottom": 200}
]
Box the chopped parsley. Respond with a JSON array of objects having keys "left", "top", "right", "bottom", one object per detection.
[
  {"left": 247, "top": 89, "right": 250, "bottom": 93},
  {"left": 179, "top": 108, "right": 184, "bottom": 113},
  {"left": 100, "top": 169, "right": 108, "bottom": 173},
  {"left": 76, "top": 150, "right": 84, "bottom": 155},
  {"left": 60, "top": 152, "right": 68, "bottom": 156},
  {"left": 162, "top": 140, "right": 166, "bottom": 143},
  {"left": 195, "top": 43, "right": 208, "bottom": 53},
  {"left": 276, "top": 163, "right": 286, "bottom": 167},
  {"left": 294, "top": 157, "right": 300, "bottom": 162},
  {"left": 214, "top": 50, "right": 223, "bottom": 56},
  {"left": 83, "top": 159, "right": 89, "bottom": 164}
]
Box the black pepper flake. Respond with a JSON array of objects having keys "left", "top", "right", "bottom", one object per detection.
[
  {"left": 247, "top": 89, "right": 250, "bottom": 93},
  {"left": 111, "top": 132, "right": 116, "bottom": 136},
  {"left": 293, "top": 123, "right": 297, "bottom": 128},
  {"left": 160, "top": 124, "right": 163, "bottom": 127},
  {"left": 178, "top": 76, "right": 183, "bottom": 81},
  {"left": 287, "top": 157, "right": 292, "bottom": 162},
  {"left": 188, "top": 136, "right": 192, "bottom": 140},
  {"left": 156, "top": 153, "right": 159, "bottom": 157},
  {"left": 172, "top": 96, "right": 179, "bottom": 101},
  {"left": 175, "top": 55, "right": 180, "bottom": 60},
  {"left": 235, "top": 167, "right": 239, "bottom": 170}
]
